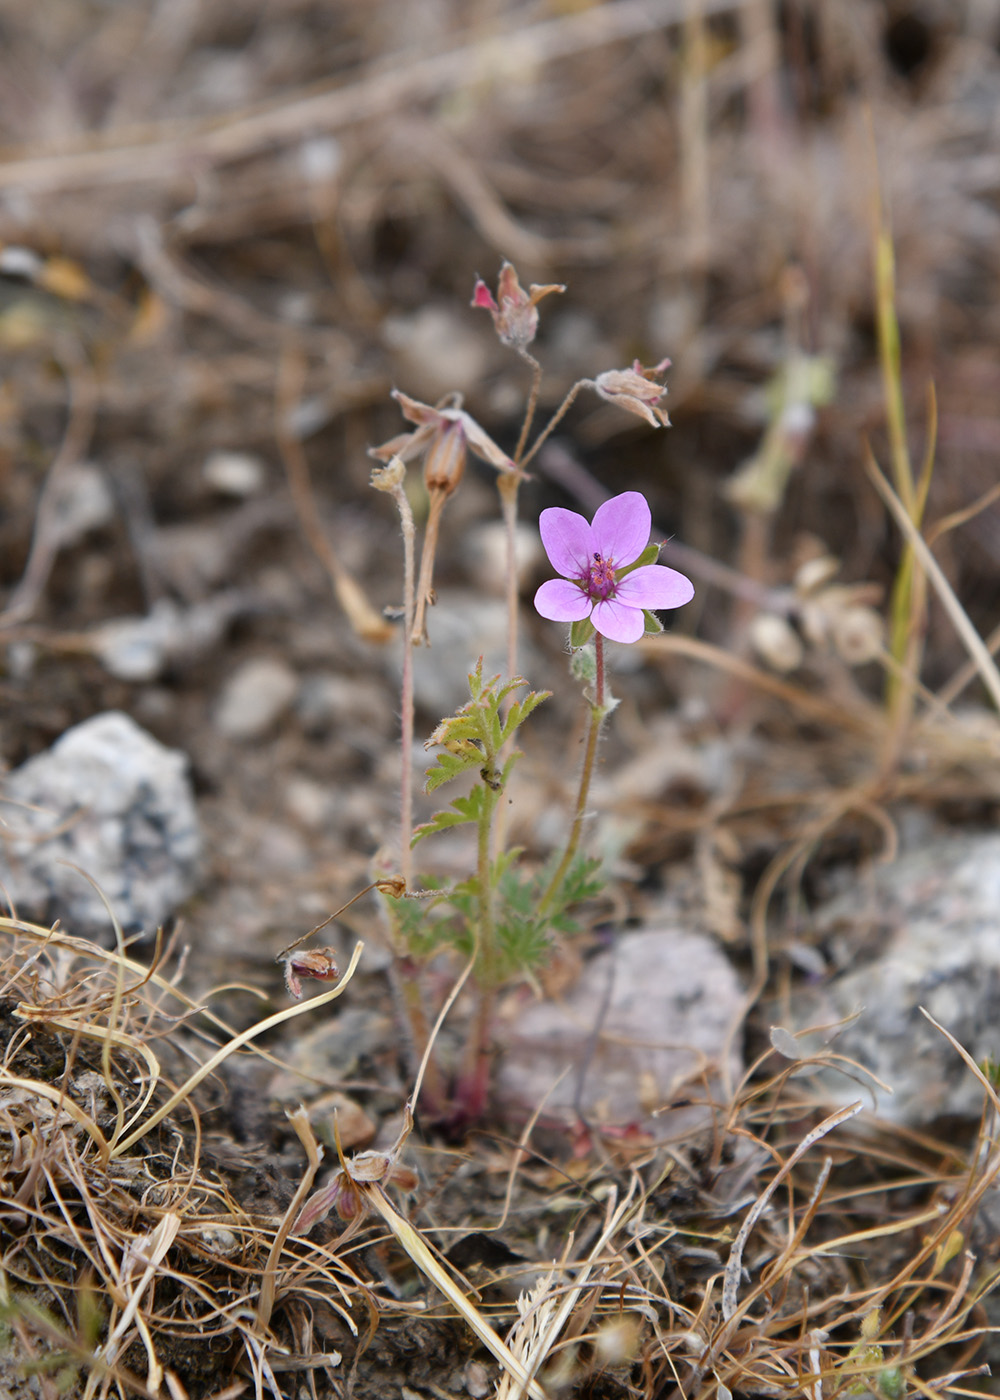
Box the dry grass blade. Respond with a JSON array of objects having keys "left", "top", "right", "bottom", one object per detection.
[
  {"left": 110, "top": 940, "right": 364, "bottom": 1157},
  {"left": 362, "top": 1185, "right": 548, "bottom": 1400},
  {"left": 722, "top": 1101, "right": 863, "bottom": 1322},
  {"left": 864, "top": 446, "right": 1000, "bottom": 714}
]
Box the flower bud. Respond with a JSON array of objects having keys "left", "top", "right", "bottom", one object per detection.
[{"left": 422, "top": 418, "right": 467, "bottom": 496}]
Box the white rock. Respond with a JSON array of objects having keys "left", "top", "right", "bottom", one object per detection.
[
  {"left": 790, "top": 831, "right": 1000, "bottom": 1125},
  {"left": 213, "top": 657, "right": 298, "bottom": 740},
  {"left": 497, "top": 927, "right": 743, "bottom": 1140},
  {"left": 0, "top": 712, "right": 201, "bottom": 938}
]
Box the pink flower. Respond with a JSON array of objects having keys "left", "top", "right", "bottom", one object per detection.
[
  {"left": 471, "top": 261, "right": 564, "bottom": 350},
  {"left": 534, "top": 491, "right": 693, "bottom": 644}
]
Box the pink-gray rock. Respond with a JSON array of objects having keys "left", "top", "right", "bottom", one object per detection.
[{"left": 496, "top": 927, "right": 743, "bottom": 1141}]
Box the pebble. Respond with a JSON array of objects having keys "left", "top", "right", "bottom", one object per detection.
[
  {"left": 0, "top": 711, "right": 201, "bottom": 939},
  {"left": 202, "top": 450, "right": 265, "bottom": 497},
  {"left": 213, "top": 656, "right": 298, "bottom": 740}
]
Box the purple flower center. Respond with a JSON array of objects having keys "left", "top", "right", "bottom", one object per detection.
[{"left": 586, "top": 552, "right": 618, "bottom": 601}]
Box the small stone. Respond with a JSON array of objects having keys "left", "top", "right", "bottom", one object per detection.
[
  {"left": 497, "top": 928, "right": 743, "bottom": 1140},
  {"left": 285, "top": 777, "right": 335, "bottom": 831},
  {"left": 0, "top": 711, "right": 201, "bottom": 938},
  {"left": 213, "top": 657, "right": 298, "bottom": 740},
  {"left": 203, "top": 450, "right": 265, "bottom": 497},
  {"left": 269, "top": 1008, "right": 394, "bottom": 1097},
  {"left": 309, "top": 1092, "right": 376, "bottom": 1152},
  {"left": 462, "top": 1362, "right": 491, "bottom": 1398}
]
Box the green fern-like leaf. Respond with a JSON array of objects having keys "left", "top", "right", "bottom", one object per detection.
[{"left": 412, "top": 786, "right": 489, "bottom": 845}]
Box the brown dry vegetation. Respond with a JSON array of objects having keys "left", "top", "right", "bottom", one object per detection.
[{"left": 2, "top": 2, "right": 1000, "bottom": 1397}]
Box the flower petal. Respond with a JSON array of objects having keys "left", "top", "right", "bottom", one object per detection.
[
  {"left": 534, "top": 578, "right": 592, "bottom": 622},
  {"left": 368, "top": 425, "right": 433, "bottom": 463},
  {"left": 391, "top": 389, "right": 446, "bottom": 428},
  {"left": 615, "top": 564, "right": 695, "bottom": 611},
  {"left": 539, "top": 507, "right": 593, "bottom": 579},
  {"left": 590, "top": 596, "right": 645, "bottom": 644},
  {"left": 458, "top": 411, "right": 521, "bottom": 475},
  {"left": 591, "top": 492, "right": 651, "bottom": 569}
]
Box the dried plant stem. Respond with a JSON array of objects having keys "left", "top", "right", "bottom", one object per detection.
[
  {"left": 256, "top": 1108, "right": 323, "bottom": 1333},
  {"left": 864, "top": 449, "right": 1000, "bottom": 714},
  {"left": 111, "top": 942, "right": 364, "bottom": 1157},
  {"left": 538, "top": 635, "right": 605, "bottom": 915},
  {"left": 0, "top": 343, "right": 96, "bottom": 631},
  {"left": 277, "top": 345, "right": 393, "bottom": 642},
  {"left": 365, "top": 1186, "right": 548, "bottom": 1400}
]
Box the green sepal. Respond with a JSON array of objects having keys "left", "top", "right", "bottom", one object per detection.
[
  {"left": 569, "top": 616, "right": 595, "bottom": 649},
  {"left": 617, "top": 542, "right": 660, "bottom": 577},
  {"left": 642, "top": 608, "right": 664, "bottom": 635},
  {"left": 570, "top": 644, "right": 596, "bottom": 685}
]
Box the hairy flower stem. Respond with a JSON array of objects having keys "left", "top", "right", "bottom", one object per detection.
[
  {"left": 459, "top": 778, "right": 502, "bottom": 1120},
  {"left": 389, "top": 478, "right": 417, "bottom": 887},
  {"left": 373, "top": 461, "right": 446, "bottom": 1109},
  {"left": 497, "top": 472, "right": 521, "bottom": 686},
  {"left": 520, "top": 380, "right": 587, "bottom": 470},
  {"left": 513, "top": 352, "right": 542, "bottom": 464},
  {"left": 498, "top": 352, "right": 541, "bottom": 689},
  {"left": 538, "top": 635, "right": 605, "bottom": 915}
]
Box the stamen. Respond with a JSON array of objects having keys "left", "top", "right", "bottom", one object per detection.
[{"left": 587, "top": 552, "right": 617, "bottom": 600}]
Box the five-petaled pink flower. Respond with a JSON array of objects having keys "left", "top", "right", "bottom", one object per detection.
[{"left": 534, "top": 491, "right": 694, "bottom": 644}]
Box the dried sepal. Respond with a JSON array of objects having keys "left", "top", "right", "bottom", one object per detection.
[{"left": 592, "top": 358, "right": 671, "bottom": 428}]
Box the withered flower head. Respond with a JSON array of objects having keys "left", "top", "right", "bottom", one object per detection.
[
  {"left": 593, "top": 358, "right": 671, "bottom": 428},
  {"left": 369, "top": 390, "right": 521, "bottom": 492},
  {"left": 471, "top": 261, "right": 564, "bottom": 350},
  {"left": 283, "top": 948, "right": 340, "bottom": 999}
]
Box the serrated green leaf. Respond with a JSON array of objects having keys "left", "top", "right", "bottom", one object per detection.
[
  {"left": 412, "top": 786, "right": 487, "bottom": 844},
  {"left": 500, "top": 689, "right": 550, "bottom": 745},
  {"left": 425, "top": 747, "right": 484, "bottom": 791}
]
